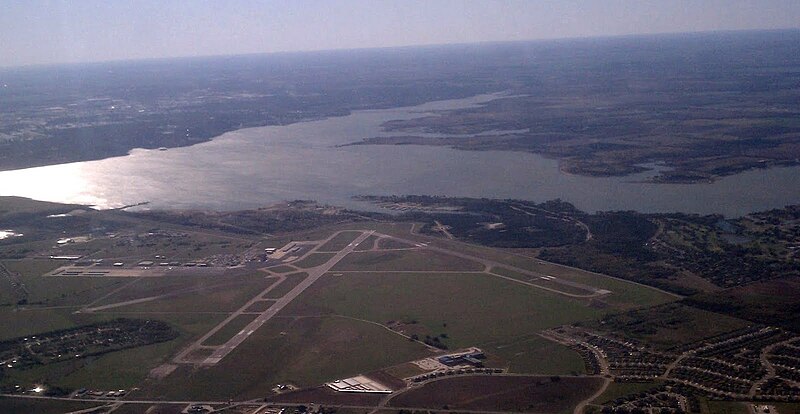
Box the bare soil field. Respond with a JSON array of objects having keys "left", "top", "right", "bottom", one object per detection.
[
  {"left": 265, "top": 386, "right": 384, "bottom": 405},
  {"left": 387, "top": 375, "right": 603, "bottom": 412}
]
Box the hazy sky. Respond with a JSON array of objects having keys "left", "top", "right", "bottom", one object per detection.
[{"left": 2, "top": 0, "right": 800, "bottom": 67}]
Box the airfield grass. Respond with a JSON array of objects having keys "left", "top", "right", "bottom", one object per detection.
[
  {"left": 266, "top": 264, "right": 296, "bottom": 273},
  {"left": 140, "top": 316, "right": 430, "bottom": 400},
  {"left": 489, "top": 264, "right": 675, "bottom": 309},
  {"left": 308, "top": 223, "right": 674, "bottom": 309},
  {"left": 490, "top": 266, "right": 597, "bottom": 296},
  {"left": 332, "top": 249, "right": 484, "bottom": 272},
  {"left": 245, "top": 300, "right": 275, "bottom": 312},
  {"left": 106, "top": 278, "right": 269, "bottom": 313},
  {"left": 378, "top": 237, "right": 416, "bottom": 249},
  {"left": 293, "top": 253, "right": 335, "bottom": 269},
  {"left": 92, "top": 273, "right": 268, "bottom": 307},
  {"left": 202, "top": 314, "right": 259, "bottom": 346},
  {"left": 354, "top": 234, "right": 379, "bottom": 251},
  {"left": 281, "top": 271, "right": 604, "bottom": 351},
  {"left": 317, "top": 231, "right": 362, "bottom": 252},
  {"left": 262, "top": 272, "right": 308, "bottom": 299}
]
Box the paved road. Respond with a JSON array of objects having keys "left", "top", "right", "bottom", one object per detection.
[{"left": 198, "top": 230, "right": 374, "bottom": 365}]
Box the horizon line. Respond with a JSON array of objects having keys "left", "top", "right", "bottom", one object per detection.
[{"left": 2, "top": 27, "right": 799, "bottom": 71}]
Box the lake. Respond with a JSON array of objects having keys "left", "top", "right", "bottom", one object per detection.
[{"left": 0, "top": 93, "right": 798, "bottom": 217}]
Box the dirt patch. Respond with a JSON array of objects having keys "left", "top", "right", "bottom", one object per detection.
[
  {"left": 365, "top": 370, "right": 407, "bottom": 390},
  {"left": 265, "top": 386, "right": 384, "bottom": 405},
  {"left": 148, "top": 363, "right": 178, "bottom": 379}
]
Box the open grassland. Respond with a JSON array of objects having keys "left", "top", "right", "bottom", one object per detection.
[
  {"left": 489, "top": 334, "right": 587, "bottom": 375},
  {"left": 594, "top": 303, "right": 751, "bottom": 351},
  {"left": 378, "top": 237, "right": 417, "bottom": 249},
  {"left": 293, "top": 252, "right": 335, "bottom": 268},
  {"left": 2, "top": 260, "right": 127, "bottom": 307},
  {"left": 701, "top": 400, "right": 751, "bottom": 414},
  {"left": 0, "top": 196, "right": 83, "bottom": 217},
  {"left": 0, "top": 312, "right": 224, "bottom": 390},
  {"left": 593, "top": 381, "right": 661, "bottom": 405},
  {"left": 139, "top": 316, "right": 430, "bottom": 400},
  {"left": 773, "top": 403, "right": 800, "bottom": 414},
  {"left": 354, "top": 234, "right": 379, "bottom": 251},
  {"left": 265, "top": 264, "right": 296, "bottom": 273},
  {"left": 317, "top": 231, "right": 362, "bottom": 252},
  {"left": 202, "top": 313, "right": 259, "bottom": 346},
  {"left": 332, "top": 249, "right": 484, "bottom": 272},
  {"left": 102, "top": 278, "right": 269, "bottom": 313},
  {"left": 245, "top": 300, "right": 275, "bottom": 312},
  {"left": 282, "top": 271, "right": 604, "bottom": 352},
  {"left": 387, "top": 375, "right": 604, "bottom": 413},
  {"left": 91, "top": 273, "right": 267, "bottom": 307},
  {"left": 0, "top": 308, "right": 116, "bottom": 341},
  {"left": 490, "top": 266, "right": 598, "bottom": 296},
  {"left": 262, "top": 272, "right": 308, "bottom": 299}
]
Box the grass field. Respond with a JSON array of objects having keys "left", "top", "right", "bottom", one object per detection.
[{"left": 138, "top": 316, "right": 431, "bottom": 400}]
